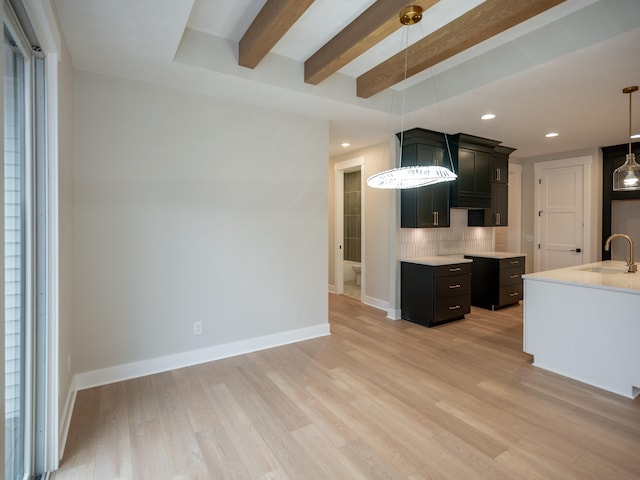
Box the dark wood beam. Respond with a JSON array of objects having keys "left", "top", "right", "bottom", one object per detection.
[
  {"left": 304, "top": 0, "right": 439, "bottom": 85},
  {"left": 356, "top": 0, "right": 566, "bottom": 98},
  {"left": 239, "top": 0, "right": 315, "bottom": 69}
]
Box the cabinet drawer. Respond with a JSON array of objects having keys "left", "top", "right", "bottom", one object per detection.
[
  {"left": 434, "top": 295, "right": 471, "bottom": 322},
  {"left": 499, "top": 256, "right": 525, "bottom": 269},
  {"left": 435, "top": 274, "right": 471, "bottom": 297},
  {"left": 499, "top": 266, "right": 525, "bottom": 286},
  {"left": 434, "top": 263, "right": 471, "bottom": 277},
  {"left": 498, "top": 284, "right": 523, "bottom": 306}
]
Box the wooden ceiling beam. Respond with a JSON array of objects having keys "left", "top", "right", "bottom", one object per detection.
[
  {"left": 239, "top": 0, "right": 315, "bottom": 69},
  {"left": 304, "top": 0, "right": 439, "bottom": 85},
  {"left": 356, "top": 0, "right": 566, "bottom": 98}
]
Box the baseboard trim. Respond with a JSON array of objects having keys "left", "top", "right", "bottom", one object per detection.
[
  {"left": 58, "top": 375, "right": 77, "bottom": 461},
  {"left": 362, "top": 295, "right": 388, "bottom": 313},
  {"left": 74, "top": 323, "right": 330, "bottom": 391},
  {"left": 387, "top": 308, "right": 402, "bottom": 320}
]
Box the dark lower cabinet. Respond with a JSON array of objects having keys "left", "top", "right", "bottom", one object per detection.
[
  {"left": 464, "top": 255, "right": 525, "bottom": 310},
  {"left": 401, "top": 261, "right": 471, "bottom": 327}
]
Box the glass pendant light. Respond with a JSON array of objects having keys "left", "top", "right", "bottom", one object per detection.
[
  {"left": 367, "top": 5, "right": 457, "bottom": 190},
  {"left": 613, "top": 85, "right": 640, "bottom": 191}
]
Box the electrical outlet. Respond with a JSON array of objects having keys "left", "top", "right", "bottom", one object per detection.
[{"left": 193, "top": 321, "right": 203, "bottom": 335}]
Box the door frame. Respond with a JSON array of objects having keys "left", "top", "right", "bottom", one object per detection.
[
  {"left": 334, "top": 157, "right": 365, "bottom": 296},
  {"left": 533, "top": 155, "right": 592, "bottom": 272},
  {"left": 507, "top": 163, "right": 522, "bottom": 253}
]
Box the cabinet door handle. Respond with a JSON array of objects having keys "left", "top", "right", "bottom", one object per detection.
[
  {"left": 448, "top": 305, "right": 461, "bottom": 310},
  {"left": 509, "top": 292, "right": 520, "bottom": 297},
  {"left": 433, "top": 211, "right": 438, "bottom": 226},
  {"left": 448, "top": 284, "right": 461, "bottom": 289},
  {"left": 509, "top": 274, "right": 519, "bottom": 279},
  {"left": 495, "top": 168, "right": 501, "bottom": 181},
  {"left": 495, "top": 212, "right": 501, "bottom": 225},
  {"left": 448, "top": 267, "right": 462, "bottom": 272}
]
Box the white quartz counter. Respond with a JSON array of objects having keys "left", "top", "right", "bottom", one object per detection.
[
  {"left": 401, "top": 255, "right": 472, "bottom": 266},
  {"left": 523, "top": 260, "right": 640, "bottom": 295},
  {"left": 464, "top": 251, "right": 525, "bottom": 260}
]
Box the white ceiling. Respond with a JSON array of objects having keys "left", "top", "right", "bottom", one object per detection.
[{"left": 53, "top": 0, "right": 640, "bottom": 159}]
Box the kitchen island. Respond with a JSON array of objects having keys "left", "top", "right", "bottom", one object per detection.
[{"left": 523, "top": 260, "right": 640, "bottom": 399}]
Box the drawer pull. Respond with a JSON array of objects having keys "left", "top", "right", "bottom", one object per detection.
[
  {"left": 448, "top": 267, "right": 462, "bottom": 272},
  {"left": 509, "top": 274, "right": 520, "bottom": 279},
  {"left": 448, "top": 284, "right": 461, "bottom": 289},
  {"left": 509, "top": 292, "right": 520, "bottom": 297},
  {"left": 448, "top": 305, "right": 461, "bottom": 310},
  {"left": 509, "top": 260, "right": 519, "bottom": 264}
]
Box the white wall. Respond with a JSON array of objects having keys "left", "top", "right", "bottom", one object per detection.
[
  {"left": 56, "top": 28, "right": 75, "bottom": 451},
  {"left": 329, "top": 142, "right": 393, "bottom": 309},
  {"left": 73, "top": 71, "right": 329, "bottom": 377}
]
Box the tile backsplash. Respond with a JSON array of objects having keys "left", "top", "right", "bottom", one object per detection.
[{"left": 399, "top": 209, "right": 494, "bottom": 258}]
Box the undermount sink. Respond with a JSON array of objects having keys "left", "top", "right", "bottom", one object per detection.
[{"left": 580, "top": 266, "right": 627, "bottom": 274}]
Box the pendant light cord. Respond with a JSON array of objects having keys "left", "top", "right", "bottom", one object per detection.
[
  {"left": 629, "top": 88, "right": 633, "bottom": 156},
  {"left": 398, "top": 25, "right": 410, "bottom": 167}
]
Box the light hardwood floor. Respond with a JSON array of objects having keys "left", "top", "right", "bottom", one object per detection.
[{"left": 53, "top": 295, "right": 640, "bottom": 479}]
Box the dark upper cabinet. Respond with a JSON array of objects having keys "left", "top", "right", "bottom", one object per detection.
[
  {"left": 449, "top": 134, "right": 501, "bottom": 208},
  {"left": 468, "top": 145, "right": 516, "bottom": 227},
  {"left": 491, "top": 149, "right": 509, "bottom": 184},
  {"left": 398, "top": 128, "right": 451, "bottom": 228}
]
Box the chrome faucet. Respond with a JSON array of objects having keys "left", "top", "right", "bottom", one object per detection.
[{"left": 604, "top": 233, "right": 637, "bottom": 273}]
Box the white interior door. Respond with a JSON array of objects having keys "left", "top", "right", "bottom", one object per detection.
[{"left": 535, "top": 158, "right": 589, "bottom": 271}]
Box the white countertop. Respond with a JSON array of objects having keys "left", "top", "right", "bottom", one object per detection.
[
  {"left": 523, "top": 260, "right": 640, "bottom": 295},
  {"left": 401, "top": 255, "right": 473, "bottom": 266},
  {"left": 464, "top": 251, "right": 526, "bottom": 259}
]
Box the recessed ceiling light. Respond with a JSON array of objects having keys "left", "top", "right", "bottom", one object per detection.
[
  {"left": 481, "top": 113, "right": 496, "bottom": 120},
  {"left": 341, "top": 142, "right": 350, "bottom": 147},
  {"left": 545, "top": 132, "right": 559, "bottom": 138}
]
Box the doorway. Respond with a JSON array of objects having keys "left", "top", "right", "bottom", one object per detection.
[
  {"left": 534, "top": 156, "right": 592, "bottom": 271},
  {"left": 334, "top": 157, "right": 364, "bottom": 300}
]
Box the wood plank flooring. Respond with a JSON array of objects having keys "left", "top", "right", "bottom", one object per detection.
[{"left": 52, "top": 294, "right": 640, "bottom": 479}]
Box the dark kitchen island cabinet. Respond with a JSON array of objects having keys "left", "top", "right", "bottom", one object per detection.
[
  {"left": 464, "top": 253, "right": 525, "bottom": 310},
  {"left": 401, "top": 258, "right": 472, "bottom": 327}
]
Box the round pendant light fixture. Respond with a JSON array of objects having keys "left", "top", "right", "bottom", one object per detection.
[
  {"left": 367, "top": 6, "right": 457, "bottom": 190},
  {"left": 613, "top": 85, "right": 640, "bottom": 191}
]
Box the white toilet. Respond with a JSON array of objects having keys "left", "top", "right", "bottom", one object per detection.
[{"left": 352, "top": 264, "right": 361, "bottom": 286}]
